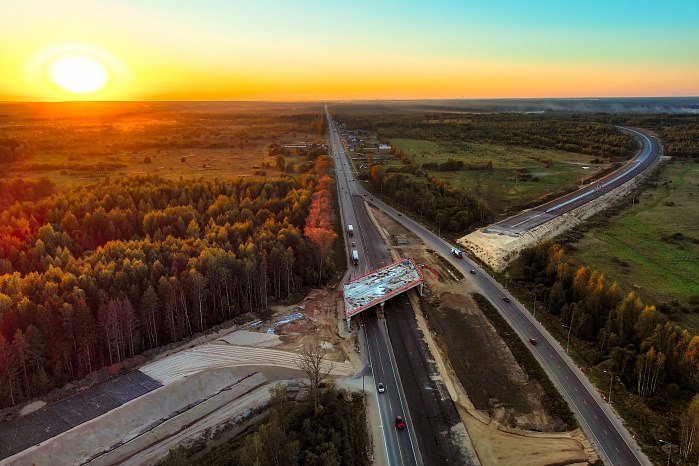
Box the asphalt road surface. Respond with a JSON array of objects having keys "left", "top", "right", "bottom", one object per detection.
[
  {"left": 490, "top": 127, "right": 661, "bottom": 234},
  {"left": 327, "top": 110, "right": 421, "bottom": 466},
  {"left": 328, "top": 109, "right": 468, "bottom": 465},
  {"left": 326, "top": 112, "right": 654, "bottom": 465}
]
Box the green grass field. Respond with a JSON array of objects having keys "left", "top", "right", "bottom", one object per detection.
[
  {"left": 389, "top": 138, "right": 607, "bottom": 213},
  {"left": 571, "top": 161, "right": 699, "bottom": 331}
]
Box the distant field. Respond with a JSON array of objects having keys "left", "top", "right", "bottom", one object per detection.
[
  {"left": 0, "top": 101, "right": 325, "bottom": 188},
  {"left": 570, "top": 161, "right": 699, "bottom": 331},
  {"left": 8, "top": 146, "right": 270, "bottom": 187},
  {"left": 389, "top": 138, "right": 607, "bottom": 214}
]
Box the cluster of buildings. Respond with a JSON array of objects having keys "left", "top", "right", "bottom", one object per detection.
[{"left": 339, "top": 128, "right": 393, "bottom": 174}]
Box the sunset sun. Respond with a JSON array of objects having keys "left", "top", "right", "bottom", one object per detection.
[{"left": 48, "top": 54, "right": 109, "bottom": 94}]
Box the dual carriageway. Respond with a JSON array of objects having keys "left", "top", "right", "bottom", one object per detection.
[{"left": 327, "top": 107, "right": 658, "bottom": 466}]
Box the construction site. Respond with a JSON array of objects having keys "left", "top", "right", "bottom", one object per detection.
[
  {"left": 365, "top": 204, "right": 596, "bottom": 466},
  {"left": 1, "top": 209, "right": 604, "bottom": 466},
  {"left": 343, "top": 258, "right": 425, "bottom": 320},
  {"left": 0, "top": 289, "right": 358, "bottom": 466}
]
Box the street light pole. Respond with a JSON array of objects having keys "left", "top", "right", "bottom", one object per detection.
[
  {"left": 604, "top": 370, "right": 613, "bottom": 404},
  {"left": 658, "top": 439, "right": 671, "bottom": 466},
  {"left": 531, "top": 292, "right": 537, "bottom": 319},
  {"left": 566, "top": 309, "right": 575, "bottom": 354}
]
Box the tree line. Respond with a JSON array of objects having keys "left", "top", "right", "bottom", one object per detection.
[
  {"left": 604, "top": 114, "right": 699, "bottom": 160},
  {"left": 160, "top": 384, "right": 370, "bottom": 466},
  {"left": 0, "top": 138, "right": 31, "bottom": 164},
  {"left": 511, "top": 242, "right": 699, "bottom": 461},
  {"left": 0, "top": 177, "right": 56, "bottom": 210},
  {"left": 364, "top": 165, "right": 491, "bottom": 234},
  {"left": 421, "top": 158, "right": 493, "bottom": 171},
  {"left": 0, "top": 170, "right": 340, "bottom": 408},
  {"left": 338, "top": 113, "right": 638, "bottom": 160}
]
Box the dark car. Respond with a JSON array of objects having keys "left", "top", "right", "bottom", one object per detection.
[
  {"left": 529, "top": 338, "right": 538, "bottom": 346},
  {"left": 395, "top": 415, "right": 406, "bottom": 430},
  {"left": 469, "top": 269, "right": 476, "bottom": 275},
  {"left": 502, "top": 297, "right": 511, "bottom": 303}
]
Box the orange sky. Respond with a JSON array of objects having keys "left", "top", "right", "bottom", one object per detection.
[{"left": 1, "top": 0, "right": 698, "bottom": 101}]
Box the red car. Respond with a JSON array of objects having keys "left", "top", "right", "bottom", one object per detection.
[
  {"left": 395, "top": 415, "right": 406, "bottom": 430},
  {"left": 529, "top": 338, "right": 538, "bottom": 346}
]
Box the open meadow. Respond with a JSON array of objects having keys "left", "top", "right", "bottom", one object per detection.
[
  {"left": 334, "top": 109, "right": 636, "bottom": 234},
  {"left": 0, "top": 101, "right": 325, "bottom": 189},
  {"left": 570, "top": 160, "right": 699, "bottom": 332},
  {"left": 389, "top": 138, "right": 609, "bottom": 214}
]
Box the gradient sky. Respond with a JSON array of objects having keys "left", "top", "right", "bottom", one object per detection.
[{"left": 1, "top": 0, "right": 698, "bottom": 101}]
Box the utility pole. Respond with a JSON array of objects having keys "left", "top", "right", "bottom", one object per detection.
[{"left": 533, "top": 294, "right": 537, "bottom": 319}]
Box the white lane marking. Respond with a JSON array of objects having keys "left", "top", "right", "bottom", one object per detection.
[
  {"left": 511, "top": 211, "right": 543, "bottom": 228},
  {"left": 379, "top": 319, "right": 421, "bottom": 466},
  {"left": 359, "top": 126, "right": 653, "bottom": 466}
]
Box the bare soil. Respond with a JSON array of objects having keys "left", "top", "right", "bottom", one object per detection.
[
  {"left": 5, "top": 286, "right": 359, "bottom": 465},
  {"left": 369, "top": 207, "right": 594, "bottom": 465},
  {"left": 272, "top": 288, "right": 355, "bottom": 364}
]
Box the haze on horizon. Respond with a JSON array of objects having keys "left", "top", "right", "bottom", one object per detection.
[{"left": 1, "top": 0, "right": 698, "bottom": 102}]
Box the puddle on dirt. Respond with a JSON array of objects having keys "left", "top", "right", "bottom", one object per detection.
[{"left": 266, "top": 312, "right": 304, "bottom": 334}]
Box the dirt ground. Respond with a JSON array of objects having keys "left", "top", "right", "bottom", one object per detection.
[
  {"left": 369, "top": 206, "right": 595, "bottom": 466},
  {"left": 4, "top": 283, "right": 359, "bottom": 465},
  {"left": 270, "top": 288, "right": 356, "bottom": 364}
]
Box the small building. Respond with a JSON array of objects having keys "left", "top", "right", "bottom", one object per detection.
[{"left": 281, "top": 143, "right": 309, "bottom": 155}]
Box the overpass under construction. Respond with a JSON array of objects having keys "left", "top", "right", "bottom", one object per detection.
[{"left": 343, "top": 258, "right": 425, "bottom": 323}]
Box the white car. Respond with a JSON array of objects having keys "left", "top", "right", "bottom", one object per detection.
[{"left": 377, "top": 383, "right": 385, "bottom": 393}]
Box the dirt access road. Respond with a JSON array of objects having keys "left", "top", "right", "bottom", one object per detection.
[
  {"left": 370, "top": 206, "right": 594, "bottom": 466},
  {"left": 2, "top": 289, "right": 358, "bottom": 466}
]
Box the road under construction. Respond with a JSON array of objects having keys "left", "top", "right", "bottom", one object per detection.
[{"left": 343, "top": 258, "right": 425, "bottom": 321}]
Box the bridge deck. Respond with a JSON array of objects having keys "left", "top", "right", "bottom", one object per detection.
[{"left": 343, "top": 258, "right": 424, "bottom": 318}]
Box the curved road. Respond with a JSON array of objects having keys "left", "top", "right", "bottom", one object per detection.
[
  {"left": 328, "top": 110, "right": 654, "bottom": 466},
  {"left": 491, "top": 127, "right": 661, "bottom": 234}
]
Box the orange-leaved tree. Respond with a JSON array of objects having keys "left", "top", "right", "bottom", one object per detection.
[{"left": 304, "top": 175, "right": 337, "bottom": 284}]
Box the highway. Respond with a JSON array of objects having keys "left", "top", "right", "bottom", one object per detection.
[
  {"left": 327, "top": 109, "right": 654, "bottom": 466},
  {"left": 491, "top": 127, "right": 661, "bottom": 234},
  {"left": 326, "top": 108, "right": 421, "bottom": 466},
  {"left": 327, "top": 108, "right": 469, "bottom": 466}
]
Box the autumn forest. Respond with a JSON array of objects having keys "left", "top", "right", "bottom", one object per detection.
[{"left": 0, "top": 104, "right": 338, "bottom": 408}]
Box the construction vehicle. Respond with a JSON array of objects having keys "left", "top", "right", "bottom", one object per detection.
[
  {"left": 351, "top": 249, "right": 359, "bottom": 265},
  {"left": 347, "top": 224, "right": 354, "bottom": 237},
  {"left": 451, "top": 247, "right": 463, "bottom": 259}
]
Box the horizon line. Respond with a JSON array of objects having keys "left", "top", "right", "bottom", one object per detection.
[{"left": 2, "top": 95, "right": 699, "bottom": 105}]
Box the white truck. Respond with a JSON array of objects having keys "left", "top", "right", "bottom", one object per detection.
[
  {"left": 347, "top": 224, "right": 354, "bottom": 237},
  {"left": 351, "top": 249, "right": 359, "bottom": 265}
]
